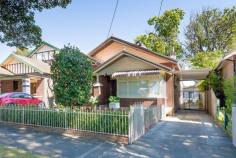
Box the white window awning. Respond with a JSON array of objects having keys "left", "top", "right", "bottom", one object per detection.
[{"left": 112, "top": 70, "right": 161, "bottom": 78}]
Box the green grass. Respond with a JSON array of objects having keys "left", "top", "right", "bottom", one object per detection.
[
  {"left": 0, "top": 145, "right": 47, "bottom": 158},
  {"left": 216, "top": 109, "right": 232, "bottom": 138}
]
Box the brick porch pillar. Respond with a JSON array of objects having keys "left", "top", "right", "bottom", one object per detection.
[{"left": 22, "top": 78, "right": 30, "bottom": 94}]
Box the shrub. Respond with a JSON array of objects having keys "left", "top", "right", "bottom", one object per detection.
[
  {"left": 108, "top": 96, "right": 120, "bottom": 103},
  {"left": 51, "top": 45, "right": 93, "bottom": 107}
]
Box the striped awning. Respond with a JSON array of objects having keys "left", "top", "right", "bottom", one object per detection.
[{"left": 112, "top": 70, "right": 160, "bottom": 78}]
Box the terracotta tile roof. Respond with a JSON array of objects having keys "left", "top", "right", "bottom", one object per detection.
[{"left": 88, "top": 36, "right": 177, "bottom": 63}]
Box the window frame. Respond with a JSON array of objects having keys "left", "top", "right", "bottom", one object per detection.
[{"left": 116, "top": 76, "right": 165, "bottom": 98}]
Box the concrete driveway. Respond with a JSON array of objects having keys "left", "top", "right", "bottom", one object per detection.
[{"left": 0, "top": 111, "right": 235, "bottom": 158}]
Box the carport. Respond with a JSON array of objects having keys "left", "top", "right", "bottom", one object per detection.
[{"left": 174, "top": 69, "right": 211, "bottom": 111}]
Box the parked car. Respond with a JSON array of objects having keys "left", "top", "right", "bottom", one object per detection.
[{"left": 0, "top": 92, "right": 44, "bottom": 107}]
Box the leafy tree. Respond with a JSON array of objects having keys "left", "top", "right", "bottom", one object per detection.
[
  {"left": 135, "top": 8, "right": 185, "bottom": 58},
  {"left": 185, "top": 6, "right": 236, "bottom": 56},
  {"left": 189, "top": 51, "right": 223, "bottom": 69},
  {"left": 0, "top": 0, "right": 71, "bottom": 48},
  {"left": 51, "top": 45, "right": 93, "bottom": 107}
]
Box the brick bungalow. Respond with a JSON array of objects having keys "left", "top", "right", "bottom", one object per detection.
[
  {"left": 0, "top": 37, "right": 180, "bottom": 115},
  {"left": 90, "top": 37, "right": 180, "bottom": 115}
]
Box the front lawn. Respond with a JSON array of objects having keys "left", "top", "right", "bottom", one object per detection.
[{"left": 0, "top": 145, "right": 47, "bottom": 158}]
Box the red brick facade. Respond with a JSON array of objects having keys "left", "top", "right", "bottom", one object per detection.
[
  {"left": 1, "top": 80, "right": 22, "bottom": 93},
  {"left": 120, "top": 98, "right": 165, "bottom": 107}
]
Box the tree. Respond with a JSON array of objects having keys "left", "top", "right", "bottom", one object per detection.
[
  {"left": 135, "top": 8, "right": 185, "bottom": 58},
  {"left": 51, "top": 45, "right": 93, "bottom": 107},
  {"left": 0, "top": 0, "right": 71, "bottom": 48},
  {"left": 189, "top": 51, "right": 223, "bottom": 69},
  {"left": 185, "top": 6, "right": 236, "bottom": 56}
]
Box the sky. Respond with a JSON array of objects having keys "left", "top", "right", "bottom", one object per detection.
[{"left": 0, "top": 0, "right": 235, "bottom": 63}]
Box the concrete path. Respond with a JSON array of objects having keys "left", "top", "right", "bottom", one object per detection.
[{"left": 0, "top": 111, "right": 235, "bottom": 158}]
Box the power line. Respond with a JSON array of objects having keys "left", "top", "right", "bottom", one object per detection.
[
  {"left": 107, "top": 0, "right": 119, "bottom": 38},
  {"left": 158, "top": 0, "right": 164, "bottom": 17}
]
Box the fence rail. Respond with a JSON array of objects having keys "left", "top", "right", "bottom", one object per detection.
[
  {"left": 0, "top": 106, "right": 129, "bottom": 136},
  {"left": 0, "top": 104, "right": 162, "bottom": 144}
]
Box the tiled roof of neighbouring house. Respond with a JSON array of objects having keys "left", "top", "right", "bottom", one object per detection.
[{"left": 0, "top": 67, "right": 14, "bottom": 76}]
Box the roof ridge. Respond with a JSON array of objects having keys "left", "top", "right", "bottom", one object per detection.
[{"left": 88, "top": 36, "right": 177, "bottom": 63}]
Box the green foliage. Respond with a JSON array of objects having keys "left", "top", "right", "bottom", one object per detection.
[
  {"left": 51, "top": 45, "right": 93, "bottom": 107},
  {"left": 0, "top": 0, "right": 71, "bottom": 48},
  {"left": 189, "top": 51, "right": 223, "bottom": 69},
  {"left": 108, "top": 96, "right": 120, "bottom": 103},
  {"left": 223, "top": 77, "right": 236, "bottom": 114},
  {"left": 89, "top": 96, "right": 99, "bottom": 107},
  {"left": 0, "top": 106, "right": 129, "bottom": 135},
  {"left": 197, "top": 71, "right": 221, "bottom": 94},
  {"left": 185, "top": 6, "right": 236, "bottom": 56},
  {"left": 135, "top": 8, "right": 184, "bottom": 57}
]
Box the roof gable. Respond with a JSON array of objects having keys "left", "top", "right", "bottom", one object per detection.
[
  {"left": 28, "top": 42, "right": 59, "bottom": 57},
  {"left": 1, "top": 54, "right": 50, "bottom": 74},
  {"left": 94, "top": 51, "right": 172, "bottom": 75},
  {"left": 89, "top": 36, "right": 177, "bottom": 64}
]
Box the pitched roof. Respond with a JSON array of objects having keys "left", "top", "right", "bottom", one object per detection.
[
  {"left": 28, "top": 41, "right": 59, "bottom": 57},
  {"left": 1, "top": 54, "right": 51, "bottom": 74},
  {"left": 89, "top": 36, "right": 177, "bottom": 64},
  {"left": 0, "top": 67, "right": 14, "bottom": 76},
  {"left": 216, "top": 49, "right": 236, "bottom": 70},
  {"left": 93, "top": 51, "right": 172, "bottom": 74}
]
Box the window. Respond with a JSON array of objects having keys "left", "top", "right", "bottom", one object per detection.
[
  {"left": 10, "top": 93, "right": 22, "bottom": 98},
  {"left": 117, "top": 78, "right": 163, "bottom": 98},
  {"left": 30, "top": 83, "right": 37, "bottom": 95},
  {"left": 13, "top": 81, "right": 18, "bottom": 91},
  {"left": 22, "top": 93, "right": 33, "bottom": 99}
]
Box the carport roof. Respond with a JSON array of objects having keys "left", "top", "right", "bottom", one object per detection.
[{"left": 175, "top": 68, "right": 211, "bottom": 81}]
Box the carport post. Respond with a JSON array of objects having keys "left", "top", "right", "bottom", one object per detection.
[{"left": 233, "top": 105, "right": 236, "bottom": 147}]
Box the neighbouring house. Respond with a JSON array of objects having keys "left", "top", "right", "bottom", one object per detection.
[
  {"left": 205, "top": 49, "right": 236, "bottom": 119},
  {"left": 0, "top": 37, "right": 181, "bottom": 115},
  {"left": 216, "top": 50, "right": 236, "bottom": 80},
  {"left": 90, "top": 36, "right": 180, "bottom": 115},
  {"left": 0, "top": 42, "right": 58, "bottom": 107}
]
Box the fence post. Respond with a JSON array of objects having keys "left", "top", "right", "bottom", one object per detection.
[
  {"left": 22, "top": 107, "right": 24, "bottom": 124},
  {"left": 128, "top": 107, "right": 133, "bottom": 144},
  {"left": 65, "top": 111, "right": 67, "bottom": 129}
]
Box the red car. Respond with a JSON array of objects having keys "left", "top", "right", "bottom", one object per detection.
[{"left": 0, "top": 92, "right": 44, "bottom": 107}]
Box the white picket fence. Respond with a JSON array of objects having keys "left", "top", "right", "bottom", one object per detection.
[{"left": 128, "top": 104, "right": 161, "bottom": 143}]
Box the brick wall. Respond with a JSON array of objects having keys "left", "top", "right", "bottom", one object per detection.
[
  {"left": 35, "top": 79, "right": 44, "bottom": 96},
  {"left": 120, "top": 98, "right": 164, "bottom": 107},
  {"left": 166, "top": 75, "right": 174, "bottom": 107},
  {"left": 92, "top": 76, "right": 111, "bottom": 105},
  {"left": 1, "top": 80, "right": 22, "bottom": 93}
]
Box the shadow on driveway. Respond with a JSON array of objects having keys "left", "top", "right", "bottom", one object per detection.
[{"left": 0, "top": 111, "right": 235, "bottom": 158}]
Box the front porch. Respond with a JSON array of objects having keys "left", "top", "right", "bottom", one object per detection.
[
  {"left": 0, "top": 76, "right": 45, "bottom": 100},
  {"left": 92, "top": 71, "right": 167, "bottom": 108},
  {"left": 0, "top": 53, "right": 53, "bottom": 107}
]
